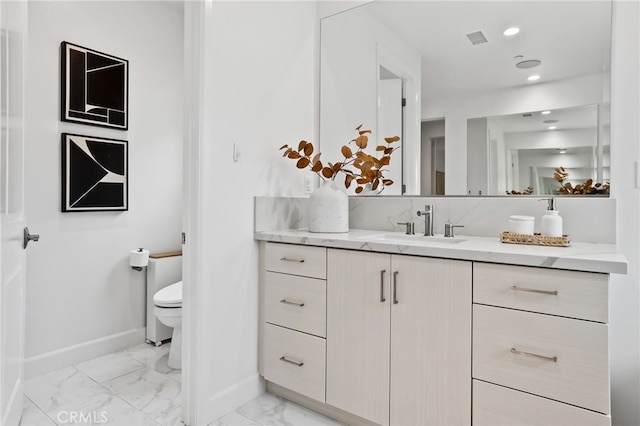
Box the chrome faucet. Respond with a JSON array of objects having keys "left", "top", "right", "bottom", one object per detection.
[
  {"left": 444, "top": 223, "right": 464, "bottom": 238},
  {"left": 397, "top": 222, "right": 415, "bottom": 235},
  {"left": 416, "top": 205, "right": 434, "bottom": 236}
]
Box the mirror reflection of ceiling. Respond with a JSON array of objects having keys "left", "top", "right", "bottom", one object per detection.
[
  {"left": 487, "top": 106, "right": 600, "bottom": 134},
  {"left": 368, "top": 1, "right": 612, "bottom": 102}
]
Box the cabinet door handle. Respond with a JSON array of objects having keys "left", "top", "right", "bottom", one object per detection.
[
  {"left": 380, "top": 270, "right": 386, "bottom": 303},
  {"left": 510, "top": 347, "right": 558, "bottom": 363},
  {"left": 279, "top": 356, "right": 304, "bottom": 367},
  {"left": 393, "top": 271, "right": 399, "bottom": 304},
  {"left": 280, "top": 299, "right": 304, "bottom": 307},
  {"left": 511, "top": 285, "right": 558, "bottom": 296},
  {"left": 280, "top": 257, "right": 305, "bottom": 263}
]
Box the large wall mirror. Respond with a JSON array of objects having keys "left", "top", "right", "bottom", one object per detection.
[{"left": 320, "top": 1, "right": 612, "bottom": 196}]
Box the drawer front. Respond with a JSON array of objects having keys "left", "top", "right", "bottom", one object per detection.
[
  {"left": 473, "top": 304, "right": 609, "bottom": 414},
  {"left": 473, "top": 380, "right": 611, "bottom": 426},
  {"left": 263, "top": 323, "right": 326, "bottom": 402},
  {"left": 264, "top": 272, "right": 326, "bottom": 337},
  {"left": 265, "top": 243, "right": 327, "bottom": 279},
  {"left": 474, "top": 263, "right": 608, "bottom": 322}
]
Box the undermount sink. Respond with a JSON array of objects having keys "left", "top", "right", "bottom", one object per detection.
[{"left": 360, "top": 233, "right": 466, "bottom": 244}]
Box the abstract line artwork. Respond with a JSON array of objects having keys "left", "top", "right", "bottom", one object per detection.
[
  {"left": 61, "top": 41, "right": 128, "bottom": 130},
  {"left": 61, "top": 133, "right": 128, "bottom": 212}
]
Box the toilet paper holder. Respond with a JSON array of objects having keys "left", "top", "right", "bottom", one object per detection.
[{"left": 130, "top": 248, "right": 150, "bottom": 271}]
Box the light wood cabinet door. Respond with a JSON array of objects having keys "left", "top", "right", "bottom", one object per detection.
[
  {"left": 326, "top": 249, "right": 391, "bottom": 426},
  {"left": 390, "top": 255, "right": 472, "bottom": 426}
]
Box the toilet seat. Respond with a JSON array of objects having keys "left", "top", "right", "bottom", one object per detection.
[{"left": 154, "top": 281, "right": 182, "bottom": 308}]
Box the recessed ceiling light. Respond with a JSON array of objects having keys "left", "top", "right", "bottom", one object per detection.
[
  {"left": 504, "top": 27, "right": 520, "bottom": 36},
  {"left": 548, "top": 126, "right": 557, "bottom": 130},
  {"left": 541, "top": 111, "right": 551, "bottom": 115},
  {"left": 557, "top": 149, "right": 567, "bottom": 154},
  {"left": 516, "top": 60, "right": 542, "bottom": 69},
  {"left": 528, "top": 74, "right": 541, "bottom": 81}
]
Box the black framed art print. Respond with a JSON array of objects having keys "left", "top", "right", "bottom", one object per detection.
[
  {"left": 61, "top": 41, "right": 129, "bottom": 130},
  {"left": 61, "top": 133, "right": 128, "bottom": 212}
]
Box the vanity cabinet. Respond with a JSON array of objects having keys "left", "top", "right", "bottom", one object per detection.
[
  {"left": 260, "top": 242, "right": 327, "bottom": 402},
  {"left": 258, "top": 241, "right": 616, "bottom": 426},
  {"left": 472, "top": 263, "right": 611, "bottom": 426},
  {"left": 326, "top": 249, "right": 472, "bottom": 426}
]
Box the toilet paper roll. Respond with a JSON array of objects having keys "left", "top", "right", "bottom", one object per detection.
[{"left": 130, "top": 249, "right": 150, "bottom": 267}]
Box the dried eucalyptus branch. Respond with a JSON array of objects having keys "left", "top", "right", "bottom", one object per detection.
[{"left": 279, "top": 125, "right": 400, "bottom": 194}]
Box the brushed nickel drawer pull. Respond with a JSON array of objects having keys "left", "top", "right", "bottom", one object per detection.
[
  {"left": 511, "top": 347, "right": 558, "bottom": 363},
  {"left": 280, "top": 299, "right": 304, "bottom": 307},
  {"left": 380, "top": 270, "right": 386, "bottom": 303},
  {"left": 279, "top": 356, "right": 304, "bottom": 367},
  {"left": 511, "top": 285, "right": 558, "bottom": 296},
  {"left": 393, "top": 271, "right": 399, "bottom": 304},
  {"left": 280, "top": 257, "right": 305, "bottom": 263}
]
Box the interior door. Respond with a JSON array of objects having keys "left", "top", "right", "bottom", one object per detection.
[
  {"left": 377, "top": 78, "right": 403, "bottom": 196},
  {"left": 1, "top": 2, "right": 28, "bottom": 424}
]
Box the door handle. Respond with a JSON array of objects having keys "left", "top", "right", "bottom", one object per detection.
[{"left": 23, "top": 227, "right": 40, "bottom": 249}]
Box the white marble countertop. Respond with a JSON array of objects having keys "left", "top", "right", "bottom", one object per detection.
[{"left": 254, "top": 229, "right": 628, "bottom": 274}]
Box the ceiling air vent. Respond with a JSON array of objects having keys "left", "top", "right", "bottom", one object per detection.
[
  {"left": 466, "top": 31, "right": 488, "bottom": 45},
  {"left": 522, "top": 113, "right": 534, "bottom": 117}
]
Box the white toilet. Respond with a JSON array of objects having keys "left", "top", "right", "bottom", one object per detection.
[{"left": 153, "top": 281, "right": 182, "bottom": 369}]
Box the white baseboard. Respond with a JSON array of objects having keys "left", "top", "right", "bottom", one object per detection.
[
  {"left": 200, "top": 374, "right": 265, "bottom": 425},
  {"left": 24, "top": 327, "right": 146, "bottom": 379}
]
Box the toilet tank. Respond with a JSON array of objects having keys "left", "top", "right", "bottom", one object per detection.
[{"left": 146, "top": 252, "right": 182, "bottom": 344}]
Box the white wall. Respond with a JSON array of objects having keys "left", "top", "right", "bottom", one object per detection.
[
  {"left": 25, "top": 1, "right": 183, "bottom": 374},
  {"left": 186, "top": 2, "right": 316, "bottom": 423},
  {"left": 609, "top": 1, "right": 640, "bottom": 425},
  {"left": 487, "top": 121, "right": 506, "bottom": 194},
  {"left": 467, "top": 118, "right": 488, "bottom": 195}
]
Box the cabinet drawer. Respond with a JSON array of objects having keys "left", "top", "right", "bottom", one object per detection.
[
  {"left": 265, "top": 243, "right": 326, "bottom": 279},
  {"left": 263, "top": 323, "right": 326, "bottom": 402},
  {"left": 473, "top": 380, "right": 610, "bottom": 426},
  {"left": 474, "top": 263, "right": 608, "bottom": 322},
  {"left": 264, "top": 272, "right": 326, "bottom": 337},
  {"left": 473, "top": 304, "right": 609, "bottom": 414}
]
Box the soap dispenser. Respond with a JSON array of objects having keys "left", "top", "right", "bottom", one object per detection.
[{"left": 541, "top": 197, "right": 563, "bottom": 237}]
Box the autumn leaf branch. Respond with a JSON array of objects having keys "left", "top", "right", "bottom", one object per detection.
[{"left": 279, "top": 125, "right": 400, "bottom": 194}]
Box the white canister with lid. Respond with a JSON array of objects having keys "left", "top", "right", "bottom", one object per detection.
[{"left": 509, "top": 215, "right": 535, "bottom": 235}]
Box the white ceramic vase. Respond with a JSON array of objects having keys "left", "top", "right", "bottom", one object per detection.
[{"left": 309, "top": 180, "right": 349, "bottom": 233}]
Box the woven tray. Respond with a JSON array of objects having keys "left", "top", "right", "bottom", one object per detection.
[{"left": 500, "top": 231, "right": 571, "bottom": 247}]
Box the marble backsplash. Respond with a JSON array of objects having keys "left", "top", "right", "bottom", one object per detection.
[{"left": 255, "top": 196, "right": 616, "bottom": 244}]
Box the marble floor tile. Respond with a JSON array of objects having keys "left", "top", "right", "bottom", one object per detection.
[
  {"left": 71, "top": 393, "right": 159, "bottom": 426},
  {"left": 122, "top": 343, "right": 181, "bottom": 381},
  {"left": 165, "top": 369, "right": 181, "bottom": 383},
  {"left": 75, "top": 351, "right": 146, "bottom": 383},
  {"left": 121, "top": 343, "right": 170, "bottom": 368},
  {"left": 237, "top": 393, "right": 344, "bottom": 426},
  {"left": 154, "top": 406, "right": 184, "bottom": 426},
  {"left": 19, "top": 397, "right": 56, "bottom": 426},
  {"left": 24, "top": 366, "right": 114, "bottom": 419},
  {"left": 102, "top": 367, "right": 181, "bottom": 421},
  {"left": 208, "top": 411, "right": 261, "bottom": 426}
]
